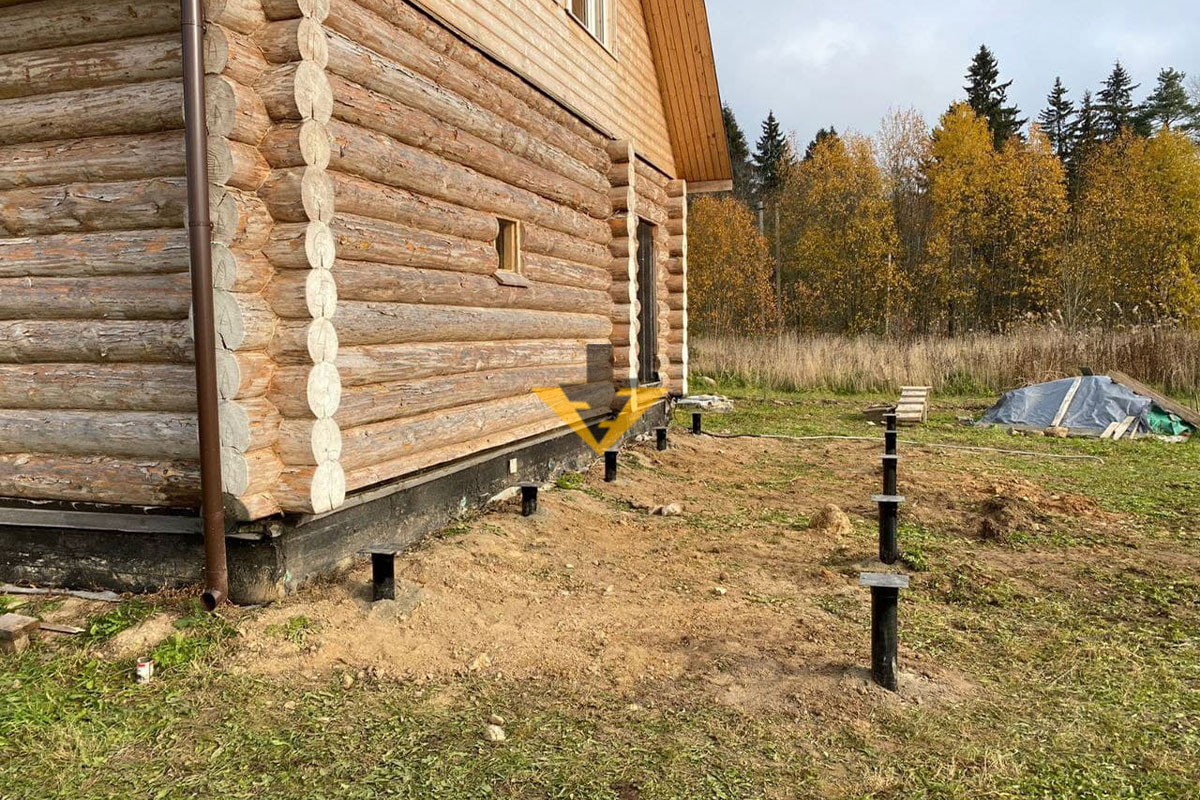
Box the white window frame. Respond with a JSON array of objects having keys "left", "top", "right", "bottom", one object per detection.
[{"left": 566, "top": 0, "right": 612, "bottom": 51}]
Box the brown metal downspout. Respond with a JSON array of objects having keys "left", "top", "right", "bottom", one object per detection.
[{"left": 181, "top": 0, "right": 229, "bottom": 609}]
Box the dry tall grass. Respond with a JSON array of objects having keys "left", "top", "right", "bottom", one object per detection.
[{"left": 691, "top": 328, "right": 1200, "bottom": 398}]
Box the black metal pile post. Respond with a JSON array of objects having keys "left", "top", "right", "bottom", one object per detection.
[
  {"left": 692, "top": 412, "right": 702, "bottom": 435},
  {"left": 874, "top": 412, "right": 905, "bottom": 565},
  {"left": 656, "top": 426, "right": 669, "bottom": 451},
  {"left": 859, "top": 573, "right": 910, "bottom": 691},
  {"left": 520, "top": 482, "right": 539, "bottom": 517},
  {"left": 604, "top": 449, "right": 618, "bottom": 482}
]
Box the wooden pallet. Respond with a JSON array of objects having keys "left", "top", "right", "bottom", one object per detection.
[{"left": 896, "top": 386, "right": 931, "bottom": 426}]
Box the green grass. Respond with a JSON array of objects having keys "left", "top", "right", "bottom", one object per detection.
[{"left": 2, "top": 387, "right": 1197, "bottom": 799}]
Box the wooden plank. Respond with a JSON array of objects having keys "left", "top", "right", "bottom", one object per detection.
[
  {"left": 1109, "top": 371, "right": 1200, "bottom": 430},
  {"left": 1100, "top": 422, "right": 1120, "bottom": 440},
  {"left": 1112, "top": 416, "right": 1137, "bottom": 441},
  {"left": 1050, "top": 376, "right": 1083, "bottom": 428}
]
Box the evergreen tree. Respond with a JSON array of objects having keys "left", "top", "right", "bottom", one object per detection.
[
  {"left": 803, "top": 127, "right": 839, "bottom": 161},
  {"left": 722, "top": 105, "right": 757, "bottom": 204},
  {"left": 1069, "top": 90, "right": 1103, "bottom": 191},
  {"left": 1098, "top": 61, "right": 1141, "bottom": 139},
  {"left": 754, "top": 111, "right": 791, "bottom": 196},
  {"left": 1038, "top": 77, "right": 1076, "bottom": 160},
  {"left": 963, "top": 45, "right": 1026, "bottom": 148},
  {"left": 1139, "top": 68, "right": 1197, "bottom": 133}
]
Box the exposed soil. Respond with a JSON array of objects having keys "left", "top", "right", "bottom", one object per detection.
[{"left": 229, "top": 433, "right": 1001, "bottom": 718}]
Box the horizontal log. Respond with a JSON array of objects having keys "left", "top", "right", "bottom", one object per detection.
[
  {"left": 263, "top": 221, "right": 336, "bottom": 270},
  {"left": 217, "top": 350, "right": 276, "bottom": 400},
  {"left": 0, "top": 79, "right": 183, "bottom": 146},
  {"left": 214, "top": 290, "right": 277, "bottom": 352},
  {"left": 258, "top": 61, "right": 333, "bottom": 123},
  {"left": 0, "top": 453, "right": 199, "bottom": 508},
  {"left": 291, "top": 362, "right": 594, "bottom": 429},
  {"left": 205, "top": 24, "right": 271, "bottom": 86},
  {"left": 522, "top": 223, "right": 611, "bottom": 268},
  {"left": 209, "top": 137, "right": 272, "bottom": 191},
  {"left": 0, "top": 273, "right": 191, "bottom": 321},
  {"left": 326, "top": 0, "right": 607, "bottom": 174},
  {"left": 666, "top": 217, "right": 686, "bottom": 237},
  {"left": 324, "top": 119, "right": 603, "bottom": 241},
  {"left": 274, "top": 459, "right": 345, "bottom": 514},
  {"left": 339, "top": 381, "right": 615, "bottom": 479},
  {"left": 259, "top": 120, "right": 330, "bottom": 170},
  {"left": 220, "top": 396, "right": 281, "bottom": 454},
  {"left": 0, "top": 410, "right": 198, "bottom": 459},
  {"left": 322, "top": 170, "right": 498, "bottom": 242},
  {"left": 0, "top": 131, "right": 186, "bottom": 191},
  {"left": 211, "top": 186, "right": 273, "bottom": 250},
  {"left": 206, "top": 75, "right": 271, "bottom": 146},
  {"left": 330, "top": 74, "right": 609, "bottom": 220},
  {"left": 255, "top": 17, "right": 329, "bottom": 66},
  {"left": 635, "top": 159, "right": 670, "bottom": 190},
  {"left": 0, "top": 33, "right": 181, "bottom": 101},
  {"left": 0, "top": 363, "right": 197, "bottom": 411},
  {"left": 277, "top": 417, "right": 342, "bottom": 465},
  {"left": 262, "top": 0, "right": 331, "bottom": 21},
  {"left": 258, "top": 166, "right": 336, "bottom": 224},
  {"left": 0, "top": 320, "right": 193, "bottom": 364},
  {"left": 0, "top": 0, "right": 179, "bottom": 56},
  {"left": 262, "top": 266, "right": 337, "bottom": 319},
  {"left": 271, "top": 261, "right": 610, "bottom": 318},
  {"left": 325, "top": 33, "right": 607, "bottom": 200},
  {"left": 668, "top": 294, "right": 685, "bottom": 312},
  {"left": 206, "top": 0, "right": 269, "bottom": 35},
  {"left": 269, "top": 317, "right": 338, "bottom": 363},
  {"left": 315, "top": 338, "right": 610, "bottom": 388},
  {"left": 213, "top": 244, "right": 276, "bottom": 293},
  {"left": 521, "top": 254, "right": 611, "bottom": 293},
  {"left": 331, "top": 213, "right": 498, "bottom": 274},
  {"left": 223, "top": 446, "right": 283, "bottom": 497},
  {"left": 0, "top": 229, "right": 189, "bottom": 278},
  {"left": 332, "top": 301, "right": 611, "bottom": 347},
  {"left": 0, "top": 178, "right": 187, "bottom": 237},
  {"left": 667, "top": 274, "right": 685, "bottom": 293},
  {"left": 226, "top": 491, "right": 282, "bottom": 521}
]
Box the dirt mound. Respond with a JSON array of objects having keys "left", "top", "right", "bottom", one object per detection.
[
  {"left": 808, "top": 504, "right": 853, "bottom": 537},
  {"left": 976, "top": 480, "right": 1105, "bottom": 541}
]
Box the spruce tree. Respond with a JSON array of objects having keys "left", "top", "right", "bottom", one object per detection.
[
  {"left": 722, "top": 105, "right": 756, "bottom": 204},
  {"left": 1038, "top": 77, "right": 1076, "bottom": 160},
  {"left": 963, "top": 45, "right": 1026, "bottom": 148},
  {"left": 1139, "top": 68, "right": 1197, "bottom": 132},
  {"left": 803, "top": 127, "right": 839, "bottom": 161},
  {"left": 753, "top": 111, "right": 791, "bottom": 197},
  {"left": 1098, "top": 61, "right": 1140, "bottom": 139}
]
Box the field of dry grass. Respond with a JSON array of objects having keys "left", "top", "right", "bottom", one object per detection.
[{"left": 692, "top": 328, "right": 1200, "bottom": 398}]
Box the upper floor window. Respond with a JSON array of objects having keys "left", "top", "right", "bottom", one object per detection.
[{"left": 568, "top": 0, "right": 610, "bottom": 48}]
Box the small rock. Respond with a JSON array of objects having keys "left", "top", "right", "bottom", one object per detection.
[
  {"left": 469, "top": 653, "right": 492, "bottom": 672},
  {"left": 284, "top": 701, "right": 297, "bottom": 710},
  {"left": 484, "top": 724, "right": 507, "bottom": 743},
  {"left": 565, "top": 563, "right": 575, "bottom": 570},
  {"left": 651, "top": 503, "right": 683, "bottom": 516},
  {"left": 712, "top": 587, "right": 728, "bottom": 596},
  {"left": 1046, "top": 426, "right": 1070, "bottom": 439},
  {"left": 603, "top": 585, "right": 615, "bottom": 596},
  {"left": 342, "top": 672, "right": 354, "bottom": 689},
  {"left": 488, "top": 714, "right": 505, "bottom": 726}
]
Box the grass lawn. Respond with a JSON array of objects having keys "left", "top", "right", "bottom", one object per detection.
[{"left": 2, "top": 386, "right": 1197, "bottom": 799}]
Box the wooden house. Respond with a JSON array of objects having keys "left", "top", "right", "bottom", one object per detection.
[{"left": 0, "top": 0, "right": 731, "bottom": 602}]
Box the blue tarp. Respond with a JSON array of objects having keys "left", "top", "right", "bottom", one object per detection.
[{"left": 978, "top": 376, "right": 1153, "bottom": 434}]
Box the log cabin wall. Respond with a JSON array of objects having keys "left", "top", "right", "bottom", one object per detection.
[
  {"left": 0, "top": 0, "right": 687, "bottom": 522},
  {"left": 301, "top": 0, "right": 620, "bottom": 508},
  {"left": 0, "top": 0, "right": 203, "bottom": 508}
]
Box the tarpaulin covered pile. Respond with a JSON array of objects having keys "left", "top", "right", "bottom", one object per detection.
[{"left": 978, "top": 376, "right": 1194, "bottom": 437}]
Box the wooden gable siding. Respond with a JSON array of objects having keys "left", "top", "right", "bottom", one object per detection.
[
  {"left": 413, "top": 0, "right": 677, "bottom": 176},
  {"left": 641, "top": 0, "right": 730, "bottom": 186}
]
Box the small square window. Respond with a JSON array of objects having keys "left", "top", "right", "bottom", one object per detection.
[{"left": 494, "top": 218, "right": 529, "bottom": 287}]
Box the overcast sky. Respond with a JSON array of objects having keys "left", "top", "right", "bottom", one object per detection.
[{"left": 708, "top": 0, "right": 1200, "bottom": 145}]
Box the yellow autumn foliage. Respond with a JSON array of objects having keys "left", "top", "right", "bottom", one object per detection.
[{"left": 687, "top": 195, "right": 781, "bottom": 335}]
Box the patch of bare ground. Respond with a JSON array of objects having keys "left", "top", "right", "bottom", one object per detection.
[{"left": 232, "top": 433, "right": 989, "bottom": 719}]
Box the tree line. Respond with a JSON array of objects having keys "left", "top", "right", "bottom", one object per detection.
[{"left": 694, "top": 48, "right": 1200, "bottom": 337}]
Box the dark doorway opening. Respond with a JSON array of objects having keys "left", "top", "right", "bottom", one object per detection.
[{"left": 636, "top": 220, "right": 659, "bottom": 386}]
